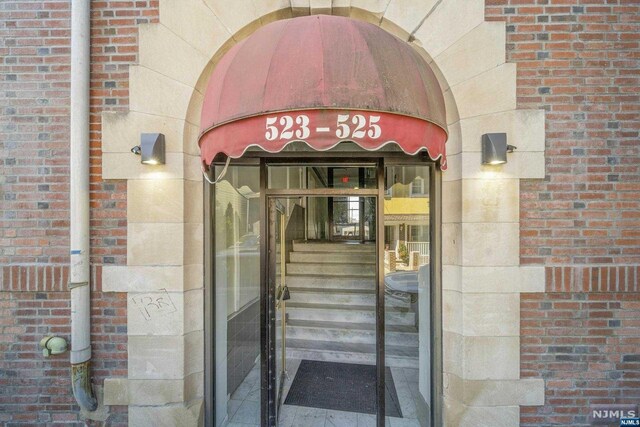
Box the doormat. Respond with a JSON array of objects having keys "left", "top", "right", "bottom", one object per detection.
[{"left": 283, "top": 359, "right": 402, "bottom": 418}]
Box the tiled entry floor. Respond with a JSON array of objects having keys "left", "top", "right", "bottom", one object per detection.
[{"left": 225, "top": 359, "right": 424, "bottom": 427}]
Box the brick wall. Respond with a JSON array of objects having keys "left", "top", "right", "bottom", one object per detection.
[
  {"left": 484, "top": 1, "right": 639, "bottom": 266},
  {"left": 485, "top": 1, "right": 640, "bottom": 425},
  {"left": 520, "top": 268, "right": 640, "bottom": 426},
  {"left": 0, "top": 0, "right": 158, "bottom": 424},
  {"left": 0, "top": 267, "right": 128, "bottom": 426},
  {"left": 1, "top": 0, "right": 158, "bottom": 265}
]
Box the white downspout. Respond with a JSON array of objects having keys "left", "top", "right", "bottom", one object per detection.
[{"left": 69, "top": 0, "right": 97, "bottom": 411}]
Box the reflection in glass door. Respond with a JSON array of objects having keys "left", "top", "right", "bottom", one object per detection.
[{"left": 384, "top": 165, "right": 432, "bottom": 426}]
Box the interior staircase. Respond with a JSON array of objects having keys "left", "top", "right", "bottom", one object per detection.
[{"left": 283, "top": 241, "right": 419, "bottom": 368}]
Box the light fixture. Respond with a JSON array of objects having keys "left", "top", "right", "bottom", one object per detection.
[
  {"left": 481, "top": 133, "right": 516, "bottom": 165},
  {"left": 131, "top": 133, "right": 165, "bottom": 165}
]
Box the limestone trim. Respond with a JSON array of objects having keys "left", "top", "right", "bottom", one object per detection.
[{"left": 100, "top": 1, "right": 547, "bottom": 426}]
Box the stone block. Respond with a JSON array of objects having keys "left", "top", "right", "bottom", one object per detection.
[
  {"left": 128, "top": 223, "right": 184, "bottom": 266},
  {"left": 462, "top": 179, "right": 519, "bottom": 223},
  {"left": 463, "top": 336, "right": 519, "bottom": 380},
  {"left": 128, "top": 291, "right": 184, "bottom": 336},
  {"left": 451, "top": 64, "right": 517, "bottom": 120},
  {"left": 291, "top": 0, "right": 310, "bottom": 16},
  {"left": 442, "top": 179, "right": 461, "bottom": 224},
  {"left": 310, "top": 0, "right": 332, "bottom": 15},
  {"left": 184, "top": 371, "right": 205, "bottom": 402},
  {"left": 184, "top": 289, "right": 204, "bottom": 333},
  {"left": 381, "top": 0, "right": 439, "bottom": 40},
  {"left": 443, "top": 88, "right": 460, "bottom": 126},
  {"left": 139, "top": 23, "right": 208, "bottom": 88},
  {"left": 443, "top": 331, "right": 463, "bottom": 378},
  {"left": 184, "top": 180, "right": 204, "bottom": 224},
  {"left": 457, "top": 405, "right": 519, "bottom": 427},
  {"left": 159, "top": 0, "right": 231, "bottom": 56},
  {"left": 463, "top": 293, "right": 519, "bottom": 336},
  {"left": 461, "top": 151, "right": 546, "bottom": 180},
  {"left": 443, "top": 289, "right": 462, "bottom": 334},
  {"left": 183, "top": 122, "right": 202, "bottom": 157},
  {"left": 462, "top": 378, "right": 545, "bottom": 406},
  {"left": 204, "top": 0, "right": 260, "bottom": 37},
  {"left": 103, "top": 266, "right": 184, "bottom": 293},
  {"left": 184, "top": 329, "right": 204, "bottom": 377},
  {"left": 184, "top": 223, "right": 204, "bottom": 266},
  {"left": 102, "top": 152, "right": 185, "bottom": 181},
  {"left": 442, "top": 264, "right": 462, "bottom": 292},
  {"left": 129, "top": 335, "right": 185, "bottom": 380},
  {"left": 434, "top": 22, "right": 506, "bottom": 88},
  {"left": 103, "top": 378, "right": 128, "bottom": 406},
  {"left": 519, "top": 266, "right": 545, "bottom": 293},
  {"left": 413, "top": 0, "right": 484, "bottom": 58},
  {"left": 102, "top": 111, "right": 185, "bottom": 154},
  {"left": 130, "top": 66, "right": 194, "bottom": 121},
  {"left": 253, "top": 0, "right": 292, "bottom": 22},
  {"left": 443, "top": 372, "right": 463, "bottom": 404},
  {"left": 128, "top": 400, "right": 203, "bottom": 427},
  {"left": 184, "top": 154, "right": 205, "bottom": 182},
  {"left": 184, "top": 264, "right": 204, "bottom": 291},
  {"left": 103, "top": 378, "right": 185, "bottom": 406},
  {"left": 128, "top": 179, "right": 185, "bottom": 223},
  {"left": 461, "top": 222, "right": 519, "bottom": 267},
  {"left": 445, "top": 121, "right": 461, "bottom": 156},
  {"left": 442, "top": 223, "right": 461, "bottom": 266},
  {"left": 351, "top": 0, "right": 387, "bottom": 14},
  {"left": 460, "top": 267, "right": 521, "bottom": 294},
  {"left": 460, "top": 109, "right": 545, "bottom": 153},
  {"left": 186, "top": 90, "right": 205, "bottom": 130}
]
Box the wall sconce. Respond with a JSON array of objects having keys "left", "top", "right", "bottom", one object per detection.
[
  {"left": 481, "top": 133, "right": 516, "bottom": 165},
  {"left": 131, "top": 133, "right": 165, "bottom": 165}
]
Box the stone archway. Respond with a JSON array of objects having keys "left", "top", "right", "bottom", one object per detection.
[{"left": 101, "top": 1, "right": 546, "bottom": 425}]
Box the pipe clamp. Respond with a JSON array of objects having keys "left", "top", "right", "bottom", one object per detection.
[{"left": 68, "top": 281, "right": 89, "bottom": 290}]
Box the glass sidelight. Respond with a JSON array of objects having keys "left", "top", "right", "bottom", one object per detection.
[
  {"left": 384, "top": 165, "right": 432, "bottom": 426},
  {"left": 212, "top": 165, "right": 262, "bottom": 427}
]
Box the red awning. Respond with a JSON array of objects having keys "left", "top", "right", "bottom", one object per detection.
[{"left": 198, "top": 15, "right": 448, "bottom": 168}]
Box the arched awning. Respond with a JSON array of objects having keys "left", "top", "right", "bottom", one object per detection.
[{"left": 198, "top": 15, "right": 448, "bottom": 169}]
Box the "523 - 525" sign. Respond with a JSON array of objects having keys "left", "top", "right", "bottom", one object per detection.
[{"left": 264, "top": 113, "right": 382, "bottom": 141}]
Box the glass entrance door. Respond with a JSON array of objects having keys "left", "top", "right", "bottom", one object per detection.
[
  {"left": 208, "top": 160, "right": 438, "bottom": 427},
  {"left": 266, "top": 192, "right": 381, "bottom": 427}
]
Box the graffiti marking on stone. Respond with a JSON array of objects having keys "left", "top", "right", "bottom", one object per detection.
[{"left": 132, "top": 289, "right": 177, "bottom": 321}]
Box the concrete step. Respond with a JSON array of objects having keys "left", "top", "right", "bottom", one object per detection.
[
  {"left": 293, "top": 241, "right": 376, "bottom": 253},
  {"left": 288, "top": 288, "right": 376, "bottom": 305},
  {"left": 287, "top": 262, "right": 375, "bottom": 276},
  {"left": 285, "top": 338, "right": 419, "bottom": 368},
  {"left": 290, "top": 251, "right": 376, "bottom": 264},
  {"left": 283, "top": 319, "right": 418, "bottom": 347},
  {"left": 287, "top": 288, "right": 412, "bottom": 309},
  {"left": 286, "top": 275, "right": 375, "bottom": 290},
  {"left": 286, "top": 302, "right": 415, "bottom": 326}
]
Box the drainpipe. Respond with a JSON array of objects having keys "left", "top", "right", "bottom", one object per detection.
[{"left": 69, "top": 0, "right": 97, "bottom": 412}]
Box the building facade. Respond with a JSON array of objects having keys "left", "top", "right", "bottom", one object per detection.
[{"left": 0, "top": 1, "right": 638, "bottom": 426}]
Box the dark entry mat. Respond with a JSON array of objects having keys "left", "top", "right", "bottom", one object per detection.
[{"left": 284, "top": 359, "right": 402, "bottom": 418}]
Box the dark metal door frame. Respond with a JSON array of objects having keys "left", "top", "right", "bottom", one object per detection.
[{"left": 261, "top": 157, "right": 387, "bottom": 427}]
